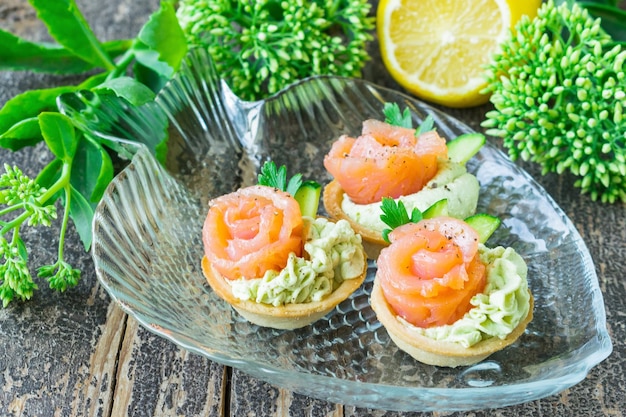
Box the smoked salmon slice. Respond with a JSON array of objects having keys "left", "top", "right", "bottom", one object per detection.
[
  {"left": 202, "top": 185, "right": 303, "bottom": 280},
  {"left": 376, "top": 217, "right": 486, "bottom": 328},
  {"left": 323, "top": 119, "right": 447, "bottom": 205}
]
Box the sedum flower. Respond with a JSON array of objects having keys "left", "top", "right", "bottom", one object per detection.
[
  {"left": 482, "top": 0, "right": 626, "bottom": 203},
  {"left": 1, "top": 162, "right": 80, "bottom": 306},
  {"left": 176, "top": 0, "right": 375, "bottom": 101}
]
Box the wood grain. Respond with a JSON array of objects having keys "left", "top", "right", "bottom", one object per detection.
[{"left": 111, "top": 317, "right": 224, "bottom": 417}]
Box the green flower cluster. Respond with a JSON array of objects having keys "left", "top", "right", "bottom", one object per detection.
[
  {"left": 482, "top": 0, "right": 626, "bottom": 203},
  {"left": 1, "top": 163, "right": 80, "bottom": 307},
  {"left": 176, "top": 0, "right": 374, "bottom": 101}
]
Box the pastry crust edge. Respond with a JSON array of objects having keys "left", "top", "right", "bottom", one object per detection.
[
  {"left": 201, "top": 252, "right": 367, "bottom": 330},
  {"left": 370, "top": 278, "right": 534, "bottom": 368},
  {"left": 322, "top": 179, "right": 388, "bottom": 259}
]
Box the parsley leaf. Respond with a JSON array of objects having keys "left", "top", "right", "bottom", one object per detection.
[
  {"left": 380, "top": 197, "right": 423, "bottom": 242},
  {"left": 383, "top": 102, "right": 412, "bottom": 128},
  {"left": 257, "top": 161, "right": 303, "bottom": 196},
  {"left": 382, "top": 102, "right": 436, "bottom": 137},
  {"left": 415, "top": 115, "right": 435, "bottom": 136}
]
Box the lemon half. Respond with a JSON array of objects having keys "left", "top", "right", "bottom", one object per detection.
[{"left": 377, "top": 0, "right": 541, "bottom": 108}]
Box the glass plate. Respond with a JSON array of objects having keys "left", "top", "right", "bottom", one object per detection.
[{"left": 59, "top": 48, "right": 612, "bottom": 412}]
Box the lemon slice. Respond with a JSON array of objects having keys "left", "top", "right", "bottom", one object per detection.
[{"left": 377, "top": 0, "right": 541, "bottom": 108}]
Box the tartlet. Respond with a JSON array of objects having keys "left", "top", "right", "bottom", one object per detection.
[
  {"left": 322, "top": 117, "right": 481, "bottom": 258},
  {"left": 202, "top": 255, "right": 366, "bottom": 330},
  {"left": 371, "top": 279, "right": 534, "bottom": 367},
  {"left": 369, "top": 216, "right": 533, "bottom": 367},
  {"left": 201, "top": 182, "right": 367, "bottom": 330},
  {"left": 323, "top": 179, "right": 388, "bottom": 258}
]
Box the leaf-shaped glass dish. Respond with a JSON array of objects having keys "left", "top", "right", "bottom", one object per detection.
[{"left": 58, "top": 48, "right": 612, "bottom": 412}]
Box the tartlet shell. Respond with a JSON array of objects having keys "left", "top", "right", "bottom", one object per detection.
[
  {"left": 322, "top": 179, "right": 387, "bottom": 258},
  {"left": 201, "top": 253, "right": 367, "bottom": 330},
  {"left": 370, "top": 278, "right": 534, "bottom": 368}
]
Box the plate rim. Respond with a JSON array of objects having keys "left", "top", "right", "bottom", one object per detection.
[{"left": 83, "top": 48, "right": 613, "bottom": 411}]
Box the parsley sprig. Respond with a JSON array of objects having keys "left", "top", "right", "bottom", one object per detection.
[
  {"left": 257, "top": 161, "right": 322, "bottom": 217},
  {"left": 380, "top": 197, "right": 424, "bottom": 243},
  {"left": 257, "top": 161, "right": 303, "bottom": 197},
  {"left": 382, "top": 102, "right": 435, "bottom": 136}
]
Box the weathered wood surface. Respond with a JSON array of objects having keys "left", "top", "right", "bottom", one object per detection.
[{"left": 1, "top": 0, "right": 625, "bottom": 416}]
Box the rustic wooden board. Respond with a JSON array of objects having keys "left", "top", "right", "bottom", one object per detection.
[{"left": 111, "top": 317, "right": 225, "bottom": 417}]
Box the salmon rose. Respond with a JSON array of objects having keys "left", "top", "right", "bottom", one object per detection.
[
  {"left": 323, "top": 119, "right": 447, "bottom": 205},
  {"left": 202, "top": 185, "right": 304, "bottom": 280},
  {"left": 376, "top": 217, "right": 487, "bottom": 328}
]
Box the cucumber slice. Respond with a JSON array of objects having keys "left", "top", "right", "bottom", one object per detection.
[
  {"left": 422, "top": 198, "right": 449, "bottom": 219},
  {"left": 464, "top": 213, "right": 501, "bottom": 243},
  {"left": 294, "top": 180, "right": 322, "bottom": 217},
  {"left": 447, "top": 133, "right": 486, "bottom": 165}
]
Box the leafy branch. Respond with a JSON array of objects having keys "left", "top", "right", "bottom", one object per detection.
[
  {"left": 0, "top": 114, "right": 85, "bottom": 306},
  {"left": 0, "top": 0, "right": 188, "bottom": 306}
]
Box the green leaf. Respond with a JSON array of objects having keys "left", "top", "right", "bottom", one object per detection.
[
  {"left": 15, "top": 236, "right": 29, "bottom": 262},
  {"left": 93, "top": 77, "right": 156, "bottom": 106},
  {"left": 38, "top": 112, "right": 78, "bottom": 162},
  {"left": 415, "top": 115, "right": 435, "bottom": 136},
  {"left": 0, "top": 86, "right": 78, "bottom": 138},
  {"left": 36, "top": 158, "right": 64, "bottom": 194},
  {"left": 257, "top": 161, "right": 303, "bottom": 196},
  {"left": 383, "top": 102, "right": 413, "bottom": 128},
  {"left": 0, "top": 29, "right": 132, "bottom": 73},
  {"left": 68, "top": 186, "right": 94, "bottom": 251},
  {"left": 132, "top": 47, "right": 177, "bottom": 80},
  {"left": 0, "top": 118, "right": 42, "bottom": 151},
  {"left": 70, "top": 138, "right": 114, "bottom": 203},
  {"left": 27, "top": 0, "right": 114, "bottom": 70},
  {"left": 60, "top": 91, "right": 169, "bottom": 164},
  {"left": 380, "top": 198, "right": 422, "bottom": 230},
  {"left": 258, "top": 161, "right": 286, "bottom": 189},
  {"left": 286, "top": 173, "right": 303, "bottom": 197},
  {"left": 77, "top": 72, "right": 109, "bottom": 89},
  {"left": 573, "top": 0, "right": 617, "bottom": 6},
  {"left": 135, "top": 1, "right": 188, "bottom": 76},
  {"left": 153, "top": 130, "right": 169, "bottom": 166},
  {"left": 133, "top": 61, "right": 170, "bottom": 93}
]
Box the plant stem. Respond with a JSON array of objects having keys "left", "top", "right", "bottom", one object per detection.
[
  {"left": 106, "top": 45, "right": 137, "bottom": 81},
  {"left": 0, "top": 162, "right": 71, "bottom": 236},
  {"left": 37, "top": 163, "right": 71, "bottom": 204}
]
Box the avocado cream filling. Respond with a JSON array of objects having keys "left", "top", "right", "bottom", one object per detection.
[
  {"left": 399, "top": 245, "right": 531, "bottom": 348},
  {"left": 341, "top": 159, "right": 480, "bottom": 234},
  {"left": 229, "top": 217, "right": 365, "bottom": 306}
]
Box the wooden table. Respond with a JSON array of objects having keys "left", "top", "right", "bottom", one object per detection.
[{"left": 1, "top": 1, "right": 624, "bottom": 415}]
